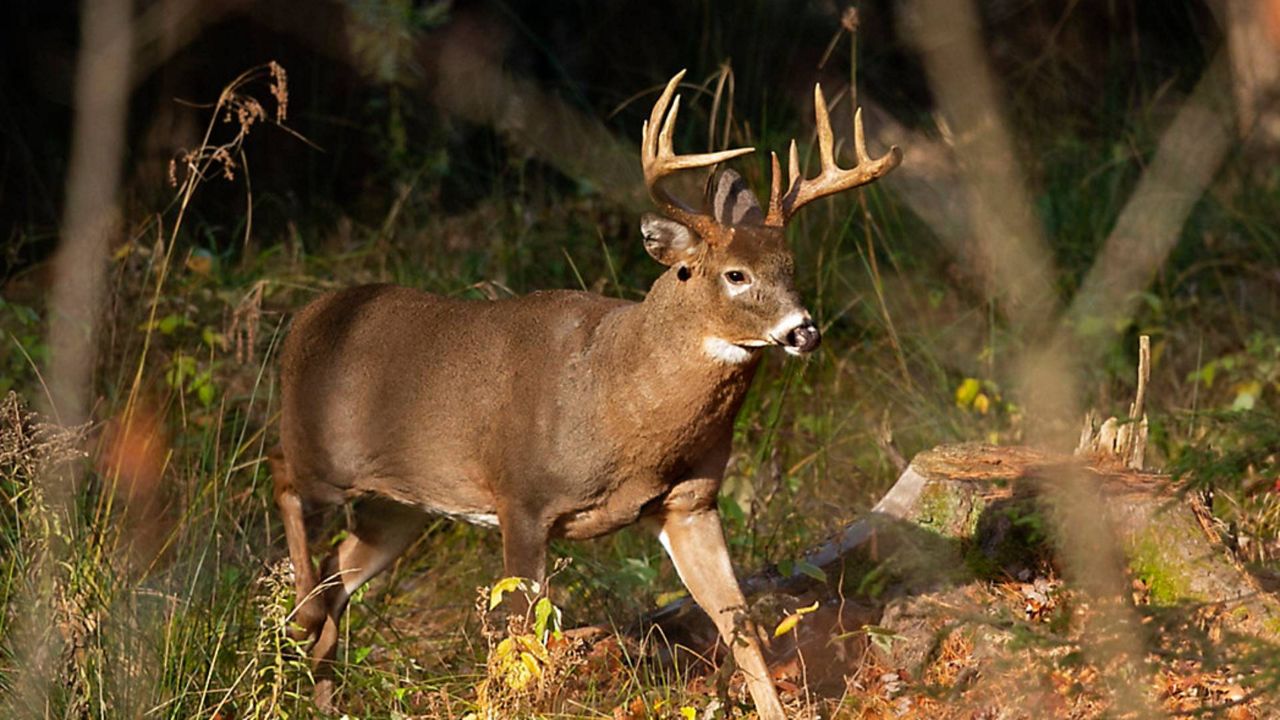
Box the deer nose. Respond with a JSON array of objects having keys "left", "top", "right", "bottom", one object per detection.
[{"left": 784, "top": 320, "right": 821, "bottom": 354}]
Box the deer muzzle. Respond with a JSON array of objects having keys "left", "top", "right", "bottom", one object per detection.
[
  {"left": 768, "top": 310, "right": 821, "bottom": 356},
  {"left": 784, "top": 321, "right": 821, "bottom": 355}
]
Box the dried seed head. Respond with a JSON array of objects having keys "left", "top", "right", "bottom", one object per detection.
[
  {"left": 268, "top": 60, "right": 289, "bottom": 122},
  {"left": 841, "top": 6, "right": 860, "bottom": 32}
]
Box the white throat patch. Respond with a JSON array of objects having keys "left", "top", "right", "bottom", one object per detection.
[{"left": 702, "top": 336, "right": 753, "bottom": 365}]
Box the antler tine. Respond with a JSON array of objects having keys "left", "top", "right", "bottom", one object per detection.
[
  {"left": 641, "top": 70, "right": 754, "bottom": 230},
  {"left": 643, "top": 70, "right": 683, "bottom": 162},
  {"left": 813, "top": 84, "right": 836, "bottom": 171},
  {"left": 658, "top": 94, "right": 680, "bottom": 160},
  {"left": 765, "top": 83, "right": 902, "bottom": 226},
  {"left": 854, "top": 107, "right": 872, "bottom": 165},
  {"left": 767, "top": 151, "right": 783, "bottom": 221}
]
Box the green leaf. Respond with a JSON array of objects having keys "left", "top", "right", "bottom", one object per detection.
[
  {"left": 622, "top": 557, "right": 657, "bottom": 584},
  {"left": 197, "top": 381, "right": 216, "bottom": 407},
  {"left": 158, "top": 314, "right": 183, "bottom": 335},
  {"left": 533, "top": 597, "right": 553, "bottom": 639},
  {"left": 719, "top": 494, "right": 746, "bottom": 525},
  {"left": 1232, "top": 381, "right": 1261, "bottom": 411},
  {"left": 862, "top": 624, "right": 902, "bottom": 654},
  {"left": 202, "top": 326, "right": 221, "bottom": 348},
  {"left": 794, "top": 559, "right": 827, "bottom": 583},
  {"left": 1189, "top": 362, "right": 1217, "bottom": 388},
  {"left": 857, "top": 563, "right": 891, "bottom": 598}
]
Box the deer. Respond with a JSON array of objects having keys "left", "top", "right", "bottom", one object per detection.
[{"left": 271, "top": 70, "right": 900, "bottom": 717}]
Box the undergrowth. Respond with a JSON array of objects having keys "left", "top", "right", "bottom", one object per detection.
[{"left": 2, "top": 6, "right": 1280, "bottom": 716}]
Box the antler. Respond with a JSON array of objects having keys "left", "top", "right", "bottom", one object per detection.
[
  {"left": 642, "top": 70, "right": 755, "bottom": 235},
  {"left": 764, "top": 84, "right": 902, "bottom": 226}
]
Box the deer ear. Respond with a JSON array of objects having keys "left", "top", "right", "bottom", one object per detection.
[
  {"left": 710, "top": 169, "right": 764, "bottom": 226},
  {"left": 641, "top": 213, "right": 702, "bottom": 266}
]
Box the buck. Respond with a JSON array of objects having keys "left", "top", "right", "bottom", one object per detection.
[{"left": 272, "top": 70, "right": 900, "bottom": 717}]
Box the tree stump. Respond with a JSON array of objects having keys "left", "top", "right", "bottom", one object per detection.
[
  {"left": 642, "top": 442, "right": 1280, "bottom": 710},
  {"left": 875, "top": 444, "right": 1280, "bottom": 635}
]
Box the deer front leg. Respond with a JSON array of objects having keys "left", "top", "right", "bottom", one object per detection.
[
  {"left": 496, "top": 504, "right": 549, "bottom": 619},
  {"left": 655, "top": 500, "right": 785, "bottom": 720}
]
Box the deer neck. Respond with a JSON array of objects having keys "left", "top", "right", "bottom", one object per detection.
[{"left": 584, "top": 271, "right": 760, "bottom": 446}]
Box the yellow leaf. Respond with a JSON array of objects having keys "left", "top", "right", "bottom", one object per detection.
[
  {"left": 973, "top": 393, "right": 990, "bottom": 415},
  {"left": 774, "top": 614, "right": 801, "bottom": 637},
  {"left": 654, "top": 589, "right": 688, "bottom": 607},
  {"left": 680, "top": 706, "right": 697, "bottom": 720},
  {"left": 519, "top": 634, "right": 550, "bottom": 663},
  {"left": 489, "top": 576, "right": 524, "bottom": 610},
  {"left": 505, "top": 659, "right": 534, "bottom": 690},
  {"left": 520, "top": 652, "right": 542, "bottom": 679},
  {"left": 955, "top": 377, "right": 981, "bottom": 407},
  {"left": 774, "top": 601, "right": 821, "bottom": 637},
  {"left": 493, "top": 637, "right": 516, "bottom": 661}
]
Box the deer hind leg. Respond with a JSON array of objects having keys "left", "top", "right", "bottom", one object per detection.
[
  {"left": 270, "top": 450, "right": 327, "bottom": 642},
  {"left": 310, "top": 497, "right": 427, "bottom": 712}
]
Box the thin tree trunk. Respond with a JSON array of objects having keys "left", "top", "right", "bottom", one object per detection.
[{"left": 6, "top": 0, "right": 133, "bottom": 714}]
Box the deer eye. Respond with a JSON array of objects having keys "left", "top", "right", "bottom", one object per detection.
[{"left": 724, "top": 270, "right": 750, "bottom": 285}]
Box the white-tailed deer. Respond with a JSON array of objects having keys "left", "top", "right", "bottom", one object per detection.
[{"left": 272, "top": 70, "right": 900, "bottom": 717}]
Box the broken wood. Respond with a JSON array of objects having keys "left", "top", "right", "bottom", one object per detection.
[{"left": 1077, "top": 335, "right": 1151, "bottom": 469}]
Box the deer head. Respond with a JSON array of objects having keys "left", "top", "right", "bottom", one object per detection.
[{"left": 638, "top": 70, "right": 902, "bottom": 363}]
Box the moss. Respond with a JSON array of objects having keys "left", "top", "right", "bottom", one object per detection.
[
  {"left": 963, "top": 544, "right": 1001, "bottom": 579},
  {"left": 915, "top": 482, "right": 956, "bottom": 533},
  {"left": 964, "top": 494, "right": 986, "bottom": 538},
  {"left": 1264, "top": 615, "right": 1280, "bottom": 638},
  {"left": 915, "top": 481, "right": 984, "bottom": 538},
  {"left": 1127, "top": 528, "right": 1206, "bottom": 606}
]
